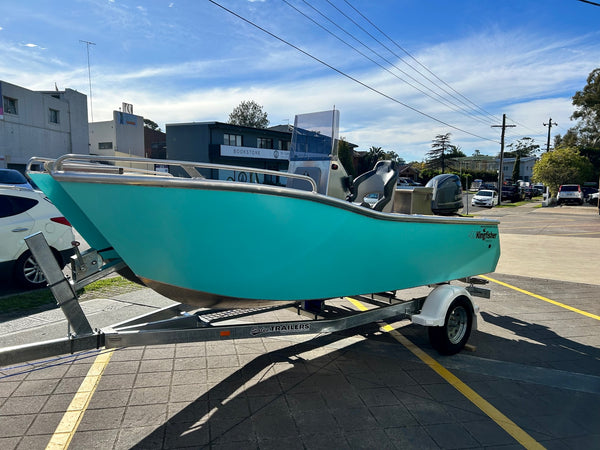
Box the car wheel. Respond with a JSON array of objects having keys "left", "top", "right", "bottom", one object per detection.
[{"left": 14, "top": 250, "right": 49, "bottom": 289}]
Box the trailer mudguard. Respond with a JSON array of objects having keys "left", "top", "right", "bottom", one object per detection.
[{"left": 411, "top": 284, "right": 479, "bottom": 330}]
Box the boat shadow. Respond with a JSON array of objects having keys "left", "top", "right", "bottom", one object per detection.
[
  {"left": 127, "top": 311, "right": 600, "bottom": 448},
  {"left": 128, "top": 327, "right": 424, "bottom": 449}
]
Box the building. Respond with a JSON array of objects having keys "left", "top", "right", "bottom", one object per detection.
[
  {"left": 166, "top": 122, "right": 293, "bottom": 185},
  {"left": 455, "top": 154, "right": 538, "bottom": 183},
  {"left": 455, "top": 155, "right": 498, "bottom": 172},
  {"left": 498, "top": 156, "right": 538, "bottom": 183},
  {"left": 89, "top": 111, "right": 144, "bottom": 158},
  {"left": 144, "top": 127, "right": 166, "bottom": 159},
  {"left": 0, "top": 80, "right": 88, "bottom": 171}
]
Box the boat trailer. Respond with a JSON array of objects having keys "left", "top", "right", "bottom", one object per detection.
[{"left": 0, "top": 233, "right": 491, "bottom": 367}]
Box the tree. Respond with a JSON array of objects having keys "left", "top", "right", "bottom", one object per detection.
[
  {"left": 384, "top": 150, "right": 405, "bottom": 165},
  {"left": 143, "top": 118, "right": 161, "bottom": 132},
  {"left": 572, "top": 68, "right": 600, "bottom": 125},
  {"left": 555, "top": 68, "right": 600, "bottom": 150},
  {"left": 426, "top": 133, "right": 452, "bottom": 173},
  {"left": 365, "top": 146, "right": 386, "bottom": 170},
  {"left": 338, "top": 138, "right": 356, "bottom": 177},
  {"left": 228, "top": 100, "right": 269, "bottom": 128},
  {"left": 511, "top": 154, "right": 521, "bottom": 183},
  {"left": 503, "top": 137, "right": 539, "bottom": 158},
  {"left": 532, "top": 147, "right": 594, "bottom": 196},
  {"left": 446, "top": 145, "right": 466, "bottom": 158}
]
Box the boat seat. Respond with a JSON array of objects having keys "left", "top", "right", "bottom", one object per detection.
[{"left": 348, "top": 160, "right": 399, "bottom": 212}]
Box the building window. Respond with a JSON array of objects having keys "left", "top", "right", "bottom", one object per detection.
[
  {"left": 98, "top": 142, "right": 113, "bottom": 150},
  {"left": 279, "top": 140, "right": 290, "bottom": 150},
  {"left": 258, "top": 138, "right": 273, "bottom": 149},
  {"left": 3, "top": 96, "right": 18, "bottom": 115},
  {"left": 224, "top": 133, "right": 242, "bottom": 146},
  {"left": 49, "top": 108, "right": 60, "bottom": 124}
]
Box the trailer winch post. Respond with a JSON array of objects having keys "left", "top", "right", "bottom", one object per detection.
[{"left": 26, "top": 232, "right": 93, "bottom": 336}]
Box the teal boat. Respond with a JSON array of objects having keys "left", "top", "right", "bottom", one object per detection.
[{"left": 28, "top": 111, "right": 500, "bottom": 308}]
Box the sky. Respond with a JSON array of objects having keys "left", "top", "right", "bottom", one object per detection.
[{"left": 1, "top": 0, "right": 599, "bottom": 162}]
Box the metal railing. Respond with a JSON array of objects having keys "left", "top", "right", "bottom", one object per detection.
[{"left": 43, "top": 154, "right": 318, "bottom": 192}]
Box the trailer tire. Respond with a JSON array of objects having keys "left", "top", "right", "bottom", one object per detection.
[{"left": 428, "top": 297, "right": 472, "bottom": 355}]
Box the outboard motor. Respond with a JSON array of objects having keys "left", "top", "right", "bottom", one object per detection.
[{"left": 426, "top": 174, "right": 463, "bottom": 215}]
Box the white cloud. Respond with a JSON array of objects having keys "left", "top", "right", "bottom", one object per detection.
[{"left": 1, "top": 12, "right": 597, "bottom": 162}]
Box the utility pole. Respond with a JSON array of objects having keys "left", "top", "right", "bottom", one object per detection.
[
  {"left": 492, "top": 114, "right": 516, "bottom": 204},
  {"left": 79, "top": 40, "right": 96, "bottom": 122},
  {"left": 543, "top": 118, "right": 557, "bottom": 152}
]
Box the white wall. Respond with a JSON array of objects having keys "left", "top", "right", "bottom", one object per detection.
[
  {"left": 113, "top": 111, "right": 144, "bottom": 157},
  {"left": 0, "top": 81, "right": 89, "bottom": 167}
]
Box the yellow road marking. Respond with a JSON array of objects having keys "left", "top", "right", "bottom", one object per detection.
[
  {"left": 345, "top": 297, "right": 544, "bottom": 450},
  {"left": 481, "top": 275, "right": 600, "bottom": 321},
  {"left": 46, "top": 350, "right": 114, "bottom": 450}
]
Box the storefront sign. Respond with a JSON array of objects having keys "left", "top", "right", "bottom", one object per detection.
[{"left": 221, "top": 145, "right": 290, "bottom": 160}]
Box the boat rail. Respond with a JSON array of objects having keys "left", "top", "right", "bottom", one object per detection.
[{"left": 30, "top": 154, "right": 318, "bottom": 193}]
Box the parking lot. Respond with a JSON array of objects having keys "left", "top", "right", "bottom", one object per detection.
[{"left": 1, "top": 202, "right": 599, "bottom": 449}]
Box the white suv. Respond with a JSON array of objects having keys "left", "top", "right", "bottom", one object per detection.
[
  {"left": 557, "top": 184, "right": 584, "bottom": 205},
  {"left": 0, "top": 187, "right": 74, "bottom": 289}
]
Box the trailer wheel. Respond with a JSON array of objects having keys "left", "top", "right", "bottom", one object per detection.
[{"left": 428, "top": 297, "right": 473, "bottom": 355}]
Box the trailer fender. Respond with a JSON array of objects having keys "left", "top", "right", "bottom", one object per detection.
[{"left": 411, "top": 284, "right": 479, "bottom": 330}]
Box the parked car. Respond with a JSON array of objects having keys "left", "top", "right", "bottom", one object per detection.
[
  {"left": 362, "top": 192, "right": 381, "bottom": 206},
  {"left": 471, "top": 179, "right": 483, "bottom": 190},
  {"left": 582, "top": 186, "right": 598, "bottom": 202},
  {"left": 556, "top": 184, "right": 584, "bottom": 205},
  {"left": 501, "top": 185, "right": 522, "bottom": 203},
  {"left": 0, "top": 168, "right": 34, "bottom": 190},
  {"left": 521, "top": 187, "right": 541, "bottom": 199},
  {"left": 471, "top": 189, "right": 499, "bottom": 208},
  {"left": 479, "top": 183, "right": 497, "bottom": 192},
  {"left": 397, "top": 177, "right": 421, "bottom": 188},
  {"left": 0, "top": 186, "right": 74, "bottom": 289},
  {"left": 588, "top": 191, "right": 598, "bottom": 206}
]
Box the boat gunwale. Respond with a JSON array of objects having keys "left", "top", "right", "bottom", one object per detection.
[{"left": 48, "top": 169, "right": 500, "bottom": 227}]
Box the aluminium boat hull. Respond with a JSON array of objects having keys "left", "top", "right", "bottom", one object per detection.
[
  {"left": 28, "top": 172, "right": 121, "bottom": 261},
  {"left": 31, "top": 169, "right": 500, "bottom": 307}
]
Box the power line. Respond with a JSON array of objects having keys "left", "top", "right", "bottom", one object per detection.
[
  {"left": 504, "top": 115, "right": 543, "bottom": 136},
  {"left": 207, "top": 0, "right": 499, "bottom": 144},
  {"left": 301, "top": 0, "right": 496, "bottom": 126},
  {"left": 340, "top": 0, "right": 502, "bottom": 124},
  {"left": 577, "top": 0, "right": 600, "bottom": 6},
  {"left": 285, "top": 0, "right": 494, "bottom": 127}
]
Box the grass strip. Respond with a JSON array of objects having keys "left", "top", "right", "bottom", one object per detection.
[{"left": 0, "top": 276, "right": 141, "bottom": 314}]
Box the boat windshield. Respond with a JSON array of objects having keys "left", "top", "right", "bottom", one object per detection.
[{"left": 290, "top": 110, "right": 339, "bottom": 161}]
